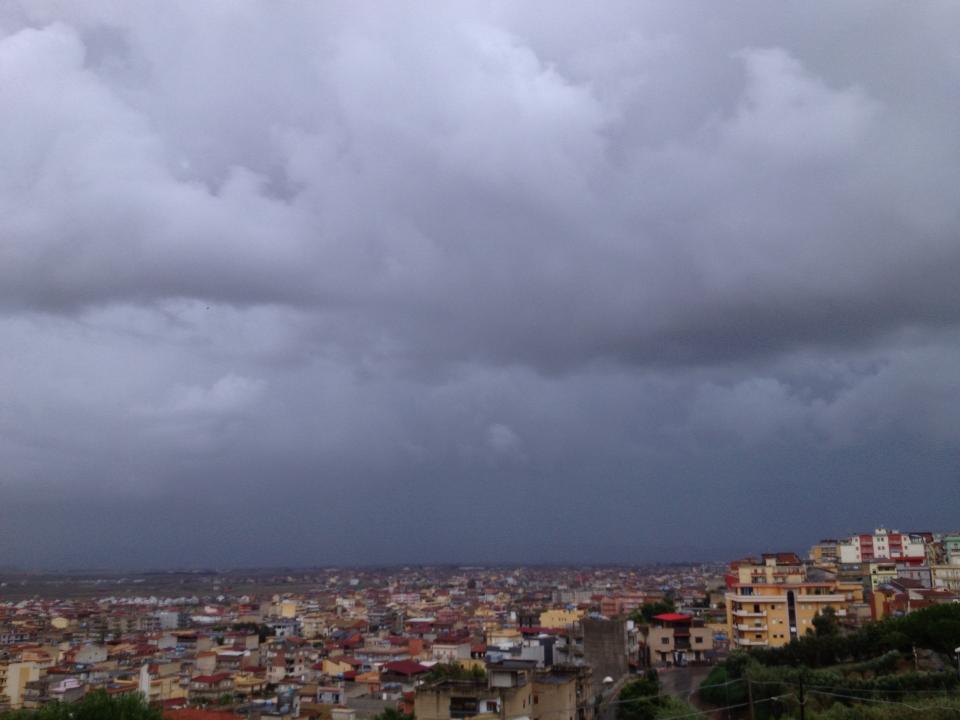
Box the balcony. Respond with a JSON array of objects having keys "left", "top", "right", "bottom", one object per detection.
[
  {"left": 734, "top": 638, "right": 769, "bottom": 647},
  {"left": 727, "top": 593, "right": 787, "bottom": 603},
  {"left": 732, "top": 610, "right": 766, "bottom": 618},
  {"left": 735, "top": 624, "right": 767, "bottom": 631}
]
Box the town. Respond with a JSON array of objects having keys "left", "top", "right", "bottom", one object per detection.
[{"left": 2, "top": 527, "right": 960, "bottom": 719}]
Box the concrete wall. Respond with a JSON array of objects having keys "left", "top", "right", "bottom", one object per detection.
[{"left": 581, "top": 619, "right": 627, "bottom": 697}]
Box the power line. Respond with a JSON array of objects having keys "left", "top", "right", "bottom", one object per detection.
[
  {"left": 746, "top": 677, "right": 960, "bottom": 695},
  {"left": 806, "top": 687, "right": 960, "bottom": 712}
]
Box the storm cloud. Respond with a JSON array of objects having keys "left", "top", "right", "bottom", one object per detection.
[{"left": 1, "top": 1, "right": 959, "bottom": 568}]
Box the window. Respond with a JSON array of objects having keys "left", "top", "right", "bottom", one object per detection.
[{"left": 661, "top": 637, "right": 669, "bottom": 645}]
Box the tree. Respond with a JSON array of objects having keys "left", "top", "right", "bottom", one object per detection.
[
  {"left": 617, "top": 670, "right": 662, "bottom": 720},
  {"left": 813, "top": 607, "right": 840, "bottom": 638},
  {"left": 0, "top": 690, "right": 163, "bottom": 720},
  {"left": 630, "top": 600, "right": 677, "bottom": 625},
  {"left": 425, "top": 662, "right": 485, "bottom": 682},
  {"left": 372, "top": 709, "right": 413, "bottom": 720}
]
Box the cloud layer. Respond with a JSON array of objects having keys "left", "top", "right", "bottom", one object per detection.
[{"left": 1, "top": 2, "right": 959, "bottom": 568}]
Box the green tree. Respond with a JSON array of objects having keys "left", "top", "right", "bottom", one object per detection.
[
  {"left": 629, "top": 600, "right": 677, "bottom": 624},
  {"left": 813, "top": 607, "right": 840, "bottom": 638},
  {"left": 617, "top": 670, "right": 662, "bottom": 720},
  {"left": 0, "top": 690, "right": 163, "bottom": 720},
  {"left": 372, "top": 709, "right": 413, "bottom": 720},
  {"left": 425, "top": 662, "right": 485, "bottom": 682}
]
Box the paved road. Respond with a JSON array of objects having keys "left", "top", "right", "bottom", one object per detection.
[
  {"left": 597, "top": 675, "right": 630, "bottom": 720},
  {"left": 657, "top": 666, "right": 727, "bottom": 718}
]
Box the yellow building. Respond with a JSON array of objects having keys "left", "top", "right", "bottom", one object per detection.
[
  {"left": 539, "top": 609, "right": 584, "bottom": 629},
  {"left": 725, "top": 554, "right": 863, "bottom": 649},
  {"left": 808, "top": 540, "right": 839, "bottom": 568},
  {"left": 0, "top": 662, "right": 43, "bottom": 710},
  {"left": 323, "top": 657, "right": 360, "bottom": 676},
  {"left": 279, "top": 600, "right": 299, "bottom": 619},
  {"left": 301, "top": 613, "right": 328, "bottom": 639}
]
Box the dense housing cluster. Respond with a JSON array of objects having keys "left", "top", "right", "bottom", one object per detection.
[{"left": 1, "top": 526, "right": 959, "bottom": 719}]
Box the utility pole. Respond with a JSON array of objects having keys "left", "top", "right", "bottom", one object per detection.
[{"left": 798, "top": 675, "right": 806, "bottom": 720}]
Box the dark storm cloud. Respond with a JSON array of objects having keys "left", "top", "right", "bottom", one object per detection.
[{"left": 1, "top": 2, "right": 959, "bottom": 568}]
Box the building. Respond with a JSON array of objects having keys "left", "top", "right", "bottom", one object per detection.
[
  {"left": 939, "top": 535, "right": 960, "bottom": 566},
  {"left": 532, "top": 669, "right": 582, "bottom": 720},
  {"left": 189, "top": 673, "right": 235, "bottom": 704},
  {"left": 838, "top": 529, "right": 927, "bottom": 564},
  {"left": 0, "top": 661, "right": 44, "bottom": 710},
  {"left": 809, "top": 540, "right": 839, "bottom": 567},
  {"left": 414, "top": 659, "right": 536, "bottom": 720},
  {"left": 642, "top": 613, "right": 713, "bottom": 666},
  {"left": 539, "top": 610, "right": 583, "bottom": 630},
  {"left": 865, "top": 562, "right": 898, "bottom": 591},
  {"left": 724, "top": 554, "right": 863, "bottom": 649},
  {"left": 931, "top": 564, "right": 960, "bottom": 591}
]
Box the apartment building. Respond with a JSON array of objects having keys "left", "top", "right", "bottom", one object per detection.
[
  {"left": 415, "top": 659, "right": 536, "bottom": 720},
  {"left": 642, "top": 613, "right": 713, "bottom": 665},
  {"left": 838, "top": 528, "right": 927, "bottom": 564},
  {"left": 725, "top": 554, "right": 863, "bottom": 649},
  {"left": 941, "top": 535, "right": 960, "bottom": 565},
  {"left": 539, "top": 610, "right": 583, "bottom": 629},
  {"left": 809, "top": 539, "right": 839, "bottom": 567},
  {"left": 931, "top": 564, "right": 960, "bottom": 591},
  {"left": 415, "top": 659, "right": 588, "bottom": 720},
  {"left": 0, "top": 660, "right": 44, "bottom": 710}
]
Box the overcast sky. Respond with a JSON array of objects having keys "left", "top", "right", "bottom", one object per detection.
[{"left": 1, "top": 2, "right": 959, "bottom": 570}]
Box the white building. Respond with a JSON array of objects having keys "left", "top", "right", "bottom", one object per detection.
[{"left": 837, "top": 528, "right": 926, "bottom": 564}]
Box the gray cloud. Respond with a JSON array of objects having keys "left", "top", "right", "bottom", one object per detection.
[{"left": 1, "top": 2, "right": 959, "bottom": 568}]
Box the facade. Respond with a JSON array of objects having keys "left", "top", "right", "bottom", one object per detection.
[
  {"left": 943, "top": 535, "right": 960, "bottom": 565},
  {"left": 643, "top": 614, "right": 713, "bottom": 666},
  {"left": 578, "top": 619, "right": 629, "bottom": 697},
  {"left": 865, "top": 562, "right": 898, "bottom": 591},
  {"left": 725, "top": 554, "right": 863, "bottom": 649},
  {"left": 189, "top": 673, "right": 235, "bottom": 704},
  {"left": 0, "top": 661, "right": 43, "bottom": 710},
  {"left": 415, "top": 660, "right": 535, "bottom": 720},
  {"left": 809, "top": 540, "right": 839, "bottom": 566},
  {"left": 539, "top": 610, "right": 583, "bottom": 629},
  {"left": 837, "top": 529, "right": 927, "bottom": 564},
  {"left": 532, "top": 671, "right": 579, "bottom": 720},
  {"left": 931, "top": 564, "right": 960, "bottom": 591}
]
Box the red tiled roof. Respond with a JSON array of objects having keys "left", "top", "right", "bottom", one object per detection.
[
  {"left": 653, "top": 613, "right": 692, "bottom": 623},
  {"left": 383, "top": 661, "right": 429, "bottom": 676},
  {"left": 165, "top": 711, "right": 235, "bottom": 720},
  {"left": 191, "top": 673, "right": 233, "bottom": 685},
  {"left": 518, "top": 626, "right": 561, "bottom": 635}
]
